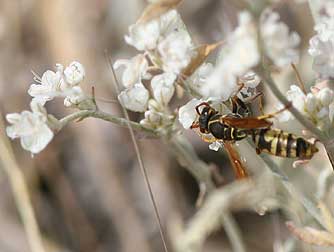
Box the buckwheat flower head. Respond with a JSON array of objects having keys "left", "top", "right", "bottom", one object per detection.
[
  {"left": 309, "top": 3, "right": 334, "bottom": 78},
  {"left": 261, "top": 9, "right": 300, "bottom": 67},
  {"left": 118, "top": 83, "right": 149, "bottom": 112},
  {"left": 158, "top": 30, "right": 194, "bottom": 74},
  {"left": 28, "top": 67, "right": 66, "bottom": 105},
  {"left": 178, "top": 98, "right": 202, "bottom": 129},
  {"left": 64, "top": 61, "right": 85, "bottom": 86},
  {"left": 309, "top": 36, "right": 334, "bottom": 78},
  {"left": 188, "top": 63, "right": 214, "bottom": 94},
  {"left": 125, "top": 10, "right": 184, "bottom": 51},
  {"left": 284, "top": 85, "right": 334, "bottom": 130},
  {"left": 203, "top": 61, "right": 238, "bottom": 101},
  {"left": 114, "top": 54, "right": 150, "bottom": 88},
  {"left": 203, "top": 11, "right": 260, "bottom": 101},
  {"left": 6, "top": 101, "right": 54, "bottom": 154},
  {"left": 125, "top": 20, "right": 160, "bottom": 51},
  {"left": 151, "top": 72, "right": 176, "bottom": 106}
]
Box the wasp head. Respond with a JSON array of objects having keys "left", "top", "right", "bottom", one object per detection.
[{"left": 191, "top": 102, "right": 217, "bottom": 133}]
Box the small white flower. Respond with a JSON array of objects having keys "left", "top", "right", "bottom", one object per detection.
[
  {"left": 203, "top": 61, "right": 238, "bottom": 101},
  {"left": 114, "top": 54, "right": 150, "bottom": 88},
  {"left": 124, "top": 10, "right": 186, "bottom": 51},
  {"left": 287, "top": 85, "right": 306, "bottom": 112},
  {"left": 308, "top": 4, "right": 334, "bottom": 78},
  {"left": 261, "top": 9, "right": 300, "bottom": 67},
  {"left": 316, "top": 87, "right": 334, "bottom": 106},
  {"left": 6, "top": 101, "right": 54, "bottom": 154},
  {"left": 28, "top": 68, "right": 65, "bottom": 105},
  {"left": 309, "top": 36, "right": 334, "bottom": 78},
  {"left": 64, "top": 61, "right": 85, "bottom": 86},
  {"left": 188, "top": 63, "right": 214, "bottom": 94},
  {"left": 151, "top": 72, "right": 176, "bottom": 105},
  {"left": 64, "top": 86, "right": 86, "bottom": 107},
  {"left": 305, "top": 93, "right": 317, "bottom": 113},
  {"left": 158, "top": 30, "right": 194, "bottom": 74},
  {"left": 329, "top": 102, "right": 334, "bottom": 122},
  {"left": 178, "top": 98, "right": 202, "bottom": 129},
  {"left": 125, "top": 20, "right": 160, "bottom": 51},
  {"left": 209, "top": 141, "right": 223, "bottom": 151},
  {"left": 118, "top": 83, "right": 149, "bottom": 112}
]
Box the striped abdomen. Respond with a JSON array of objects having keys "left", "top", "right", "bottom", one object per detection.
[
  {"left": 208, "top": 114, "right": 248, "bottom": 141},
  {"left": 251, "top": 128, "right": 318, "bottom": 159}
]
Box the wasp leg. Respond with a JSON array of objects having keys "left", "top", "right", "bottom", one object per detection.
[
  {"left": 257, "top": 102, "right": 292, "bottom": 120},
  {"left": 200, "top": 134, "right": 218, "bottom": 143}
]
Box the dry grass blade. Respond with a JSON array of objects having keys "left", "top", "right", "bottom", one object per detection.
[
  {"left": 137, "top": 0, "right": 183, "bottom": 24},
  {"left": 181, "top": 41, "right": 223, "bottom": 78},
  {"left": 0, "top": 113, "right": 46, "bottom": 252},
  {"left": 105, "top": 53, "right": 169, "bottom": 252},
  {"left": 286, "top": 222, "right": 334, "bottom": 246}
]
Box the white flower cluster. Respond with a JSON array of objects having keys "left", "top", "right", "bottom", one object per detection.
[
  {"left": 309, "top": 2, "right": 334, "bottom": 79},
  {"left": 6, "top": 61, "right": 87, "bottom": 154},
  {"left": 29, "top": 61, "right": 86, "bottom": 107},
  {"left": 191, "top": 9, "right": 300, "bottom": 103},
  {"left": 281, "top": 85, "right": 334, "bottom": 130},
  {"left": 261, "top": 9, "right": 300, "bottom": 67},
  {"left": 115, "top": 10, "right": 195, "bottom": 129}
]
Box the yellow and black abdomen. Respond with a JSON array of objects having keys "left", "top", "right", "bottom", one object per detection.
[
  {"left": 208, "top": 114, "right": 248, "bottom": 141},
  {"left": 251, "top": 128, "right": 318, "bottom": 159}
]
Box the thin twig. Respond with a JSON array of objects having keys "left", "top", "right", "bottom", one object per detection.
[
  {"left": 58, "top": 109, "right": 158, "bottom": 136},
  {"left": 105, "top": 53, "right": 170, "bottom": 252},
  {"left": 221, "top": 212, "right": 246, "bottom": 252},
  {"left": 291, "top": 63, "right": 307, "bottom": 94},
  {"left": 0, "top": 113, "right": 46, "bottom": 252}
]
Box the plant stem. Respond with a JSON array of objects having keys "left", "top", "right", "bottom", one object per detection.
[
  {"left": 168, "top": 134, "right": 216, "bottom": 191},
  {"left": 0, "top": 115, "right": 46, "bottom": 252},
  {"left": 59, "top": 109, "right": 158, "bottom": 136},
  {"left": 221, "top": 212, "right": 246, "bottom": 252}
]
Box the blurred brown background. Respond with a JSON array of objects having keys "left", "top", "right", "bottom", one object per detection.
[{"left": 0, "top": 1, "right": 329, "bottom": 252}]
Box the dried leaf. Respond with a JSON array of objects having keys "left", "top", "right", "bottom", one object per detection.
[
  {"left": 286, "top": 221, "right": 334, "bottom": 246},
  {"left": 138, "top": 0, "right": 183, "bottom": 24},
  {"left": 181, "top": 41, "right": 224, "bottom": 78},
  {"left": 318, "top": 202, "right": 334, "bottom": 234}
]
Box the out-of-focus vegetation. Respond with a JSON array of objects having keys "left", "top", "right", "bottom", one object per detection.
[{"left": 0, "top": 1, "right": 333, "bottom": 252}]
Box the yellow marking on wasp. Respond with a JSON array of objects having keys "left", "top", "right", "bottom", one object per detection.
[
  {"left": 270, "top": 132, "right": 279, "bottom": 155},
  {"left": 280, "top": 131, "right": 289, "bottom": 157},
  {"left": 289, "top": 136, "right": 297, "bottom": 158},
  {"left": 208, "top": 119, "right": 220, "bottom": 127},
  {"left": 306, "top": 142, "right": 312, "bottom": 158}
]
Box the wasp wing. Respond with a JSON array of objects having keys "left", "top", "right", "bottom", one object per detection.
[{"left": 220, "top": 115, "right": 272, "bottom": 129}]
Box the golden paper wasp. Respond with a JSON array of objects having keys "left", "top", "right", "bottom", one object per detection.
[{"left": 190, "top": 101, "right": 319, "bottom": 178}]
